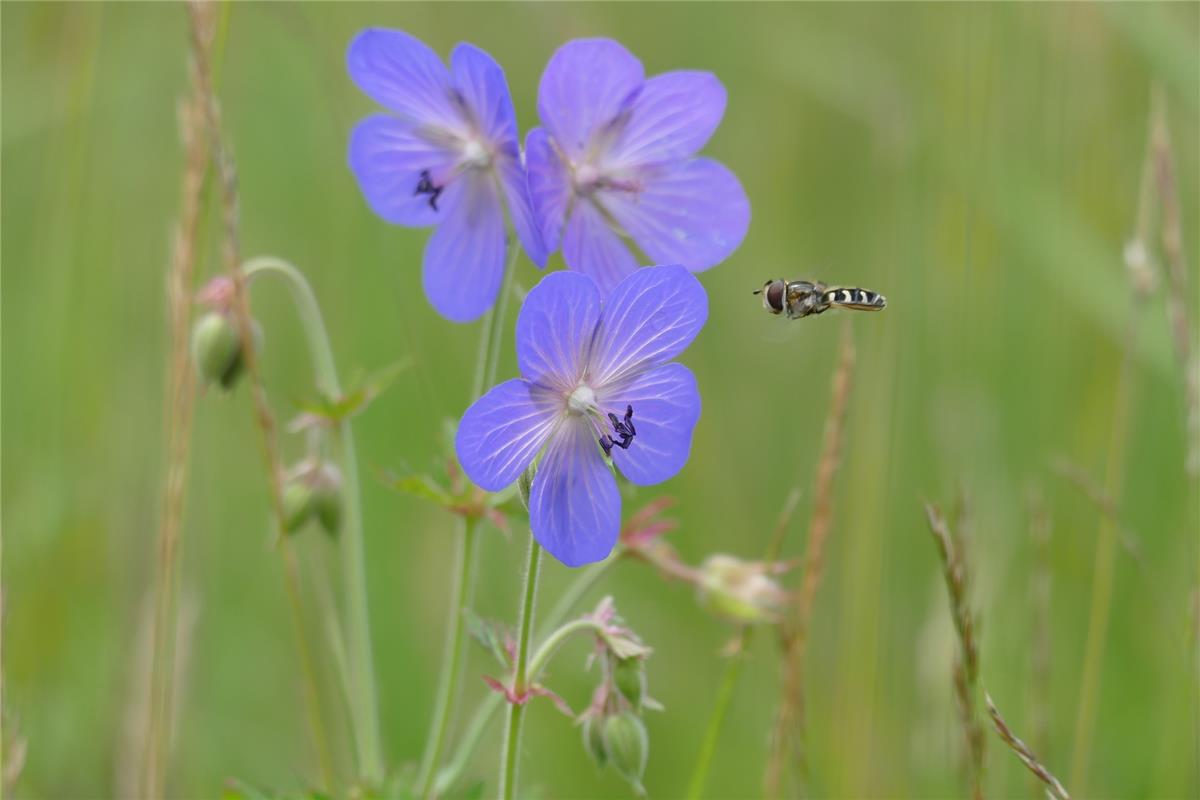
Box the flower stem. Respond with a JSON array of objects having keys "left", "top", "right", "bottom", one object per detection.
[
  {"left": 524, "top": 618, "right": 604, "bottom": 681},
  {"left": 416, "top": 517, "right": 480, "bottom": 795},
  {"left": 417, "top": 242, "right": 521, "bottom": 796},
  {"left": 434, "top": 560, "right": 612, "bottom": 794},
  {"left": 500, "top": 536, "right": 543, "bottom": 800},
  {"left": 241, "top": 256, "right": 383, "bottom": 783},
  {"left": 687, "top": 630, "right": 752, "bottom": 800}
]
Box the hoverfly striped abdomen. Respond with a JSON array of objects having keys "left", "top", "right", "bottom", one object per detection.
[{"left": 821, "top": 287, "right": 886, "bottom": 311}]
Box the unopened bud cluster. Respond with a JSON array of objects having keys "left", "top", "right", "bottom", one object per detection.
[
  {"left": 576, "top": 600, "right": 657, "bottom": 796},
  {"left": 580, "top": 655, "right": 651, "bottom": 795}
]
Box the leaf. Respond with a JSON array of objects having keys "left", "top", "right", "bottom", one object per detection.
[
  {"left": 463, "top": 608, "right": 512, "bottom": 668},
  {"left": 387, "top": 473, "right": 455, "bottom": 507},
  {"left": 291, "top": 359, "right": 412, "bottom": 427}
]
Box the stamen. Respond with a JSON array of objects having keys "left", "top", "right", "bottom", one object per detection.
[
  {"left": 415, "top": 169, "right": 444, "bottom": 211},
  {"left": 598, "top": 404, "right": 636, "bottom": 455}
]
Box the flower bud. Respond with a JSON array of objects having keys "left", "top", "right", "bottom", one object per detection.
[
  {"left": 581, "top": 714, "right": 608, "bottom": 768},
  {"left": 282, "top": 478, "right": 316, "bottom": 533},
  {"left": 602, "top": 711, "right": 648, "bottom": 794},
  {"left": 697, "top": 554, "right": 787, "bottom": 625},
  {"left": 312, "top": 463, "right": 343, "bottom": 537},
  {"left": 190, "top": 312, "right": 262, "bottom": 390},
  {"left": 614, "top": 657, "right": 646, "bottom": 710}
]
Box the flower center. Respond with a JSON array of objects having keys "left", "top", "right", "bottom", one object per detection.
[
  {"left": 571, "top": 161, "right": 642, "bottom": 200},
  {"left": 460, "top": 137, "right": 492, "bottom": 170},
  {"left": 567, "top": 384, "right": 597, "bottom": 415},
  {"left": 574, "top": 163, "right": 601, "bottom": 195}
]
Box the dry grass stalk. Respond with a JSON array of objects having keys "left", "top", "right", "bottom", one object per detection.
[
  {"left": 985, "top": 693, "right": 1070, "bottom": 800},
  {"left": 140, "top": 28, "right": 211, "bottom": 798},
  {"left": 924, "top": 503, "right": 985, "bottom": 800},
  {"left": 766, "top": 326, "right": 856, "bottom": 797},
  {"left": 1148, "top": 86, "right": 1199, "bottom": 477},
  {"left": 1026, "top": 490, "right": 1051, "bottom": 781},
  {"left": 184, "top": 1, "right": 333, "bottom": 787}
]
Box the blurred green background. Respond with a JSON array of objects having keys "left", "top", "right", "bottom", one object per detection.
[{"left": 3, "top": 2, "right": 1197, "bottom": 798}]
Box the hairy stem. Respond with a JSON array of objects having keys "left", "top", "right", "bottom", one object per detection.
[
  {"left": 417, "top": 243, "right": 520, "bottom": 796},
  {"left": 500, "top": 537, "right": 543, "bottom": 800},
  {"left": 241, "top": 256, "right": 383, "bottom": 782}
]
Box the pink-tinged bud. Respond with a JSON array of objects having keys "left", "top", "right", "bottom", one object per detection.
[
  {"left": 195, "top": 275, "right": 237, "bottom": 309},
  {"left": 697, "top": 554, "right": 787, "bottom": 624},
  {"left": 602, "top": 711, "right": 648, "bottom": 795},
  {"left": 614, "top": 657, "right": 646, "bottom": 710}
]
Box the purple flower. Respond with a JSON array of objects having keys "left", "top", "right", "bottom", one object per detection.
[
  {"left": 347, "top": 29, "right": 546, "bottom": 322},
  {"left": 455, "top": 264, "right": 706, "bottom": 567},
  {"left": 525, "top": 39, "right": 750, "bottom": 294}
]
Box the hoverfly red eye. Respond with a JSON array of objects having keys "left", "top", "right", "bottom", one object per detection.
[{"left": 765, "top": 281, "right": 785, "bottom": 313}]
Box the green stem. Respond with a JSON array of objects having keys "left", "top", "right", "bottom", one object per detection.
[
  {"left": 687, "top": 628, "right": 754, "bottom": 799},
  {"left": 241, "top": 256, "right": 384, "bottom": 782},
  {"left": 434, "top": 560, "right": 612, "bottom": 794},
  {"left": 500, "top": 537, "right": 544, "bottom": 800},
  {"left": 524, "top": 619, "right": 604, "bottom": 681},
  {"left": 416, "top": 517, "right": 480, "bottom": 795},
  {"left": 416, "top": 242, "right": 521, "bottom": 796}
]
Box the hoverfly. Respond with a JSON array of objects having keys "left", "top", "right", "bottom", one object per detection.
[{"left": 754, "top": 279, "right": 886, "bottom": 320}]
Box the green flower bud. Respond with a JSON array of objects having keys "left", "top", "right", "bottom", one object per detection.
[
  {"left": 581, "top": 715, "right": 607, "bottom": 768},
  {"left": 282, "top": 478, "right": 316, "bottom": 533},
  {"left": 602, "top": 711, "right": 648, "bottom": 795},
  {"left": 614, "top": 657, "right": 646, "bottom": 710},
  {"left": 697, "top": 554, "right": 787, "bottom": 625},
  {"left": 190, "top": 311, "right": 262, "bottom": 390},
  {"left": 312, "top": 464, "right": 343, "bottom": 538},
  {"left": 191, "top": 312, "right": 240, "bottom": 387}
]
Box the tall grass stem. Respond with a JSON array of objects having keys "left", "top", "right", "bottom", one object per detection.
[
  {"left": 141, "top": 26, "right": 211, "bottom": 795},
  {"left": 1068, "top": 91, "right": 1159, "bottom": 793},
  {"left": 768, "top": 325, "right": 856, "bottom": 796}
]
